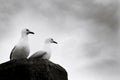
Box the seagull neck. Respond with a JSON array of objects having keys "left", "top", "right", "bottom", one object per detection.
[
  {"left": 43, "top": 42, "right": 51, "bottom": 54},
  {"left": 20, "top": 34, "right": 28, "bottom": 42}
]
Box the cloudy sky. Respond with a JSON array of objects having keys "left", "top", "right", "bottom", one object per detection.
[{"left": 0, "top": 0, "right": 119, "bottom": 80}]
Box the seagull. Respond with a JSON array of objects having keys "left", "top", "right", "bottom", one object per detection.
[
  {"left": 10, "top": 28, "right": 35, "bottom": 60},
  {"left": 29, "top": 38, "right": 57, "bottom": 60}
]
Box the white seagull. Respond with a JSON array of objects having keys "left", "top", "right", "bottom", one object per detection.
[
  {"left": 29, "top": 38, "right": 57, "bottom": 60},
  {"left": 10, "top": 28, "right": 35, "bottom": 60}
]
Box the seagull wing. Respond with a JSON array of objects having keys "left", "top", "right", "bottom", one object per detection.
[
  {"left": 10, "top": 46, "right": 16, "bottom": 60},
  {"left": 29, "top": 51, "right": 47, "bottom": 59}
]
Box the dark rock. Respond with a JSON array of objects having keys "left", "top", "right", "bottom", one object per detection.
[{"left": 0, "top": 59, "right": 68, "bottom": 80}]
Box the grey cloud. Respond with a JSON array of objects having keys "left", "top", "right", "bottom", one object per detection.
[
  {"left": 0, "top": 0, "right": 119, "bottom": 79},
  {"left": 0, "top": 0, "right": 118, "bottom": 36},
  {"left": 0, "top": 0, "right": 24, "bottom": 40},
  {"left": 27, "top": 0, "right": 119, "bottom": 36}
]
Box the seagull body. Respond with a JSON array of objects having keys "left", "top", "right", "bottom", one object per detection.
[
  {"left": 29, "top": 51, "right": 47, "bottom": 59},
  {"left": 29, "top": 38, "right": 57, "bottom": 60},
  {"left": 10, "top": 28, "right": 34, "bottom": 60}
]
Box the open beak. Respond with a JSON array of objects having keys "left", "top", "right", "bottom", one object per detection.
[{"left": 52, "top": 40, "right": 58, "bottom": 44}]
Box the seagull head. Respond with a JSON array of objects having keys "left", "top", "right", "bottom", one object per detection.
[
  {"left": 45, "top": 38, "right": 58, "bottom": 44},
  {"left": 22, "top": 28, "right": 35, "bottom": 35}
]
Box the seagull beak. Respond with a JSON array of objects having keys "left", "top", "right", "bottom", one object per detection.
[
  {"left": 52, "top": 40, "right": 58, "bottom": 44},
  {"left": 28, "top": 31, "right": 35, "bottom": 34}
]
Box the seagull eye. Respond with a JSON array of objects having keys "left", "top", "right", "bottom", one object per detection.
[
  {"left": 26, "top": 29, "right": 29, "bottom": 31},
  {"left": 51, "top": 39, "right": 53, "bottom": 41}
]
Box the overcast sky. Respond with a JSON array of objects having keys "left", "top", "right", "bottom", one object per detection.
[{"left": 0, "top": 0, "right": 119, "bottom": 80}]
